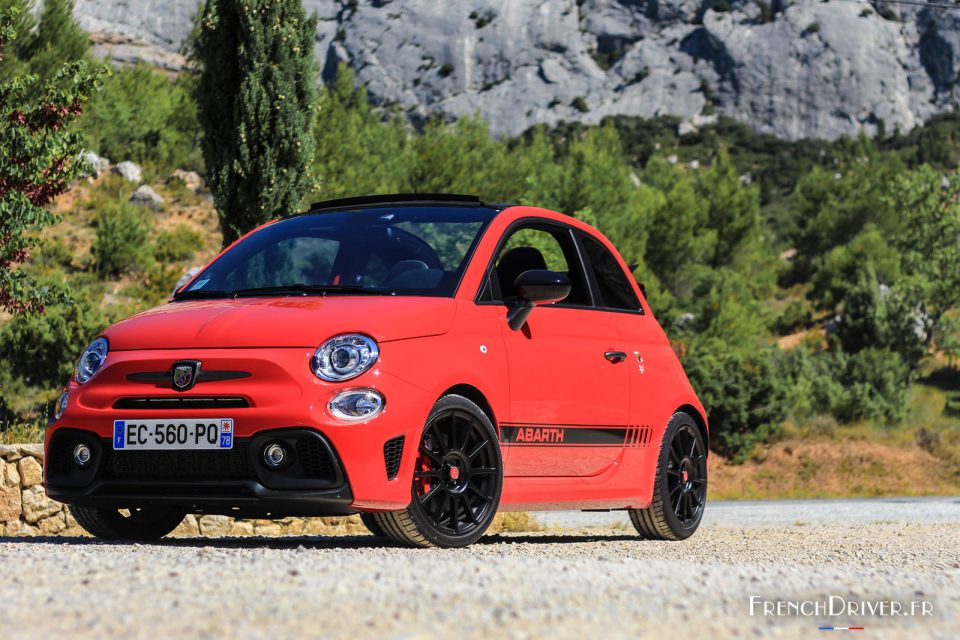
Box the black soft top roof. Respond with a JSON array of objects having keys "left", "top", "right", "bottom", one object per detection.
[{"left": 307, "top": 193, "right": 485, "bottom": 213}]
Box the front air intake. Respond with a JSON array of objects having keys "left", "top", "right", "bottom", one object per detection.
[{"left": 383, "top": 436, "right": 404, "bottom": 480}]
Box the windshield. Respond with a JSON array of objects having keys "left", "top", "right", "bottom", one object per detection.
[{"left": 174, "top": 205, "right": 496, "bottom": 300}]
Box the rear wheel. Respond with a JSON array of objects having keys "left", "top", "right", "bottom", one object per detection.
[
  {"left": 70, "top": 505, "right": 185, "bottom": 541},
  {"left": 373, "top": 395, "right": 503, "bottom": 548},
  {"left": 629, "top": 412, "right": 706, "bottom": 540}
]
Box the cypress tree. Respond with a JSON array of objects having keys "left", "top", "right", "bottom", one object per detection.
[{"left": 193, "top": 0, "right": 317, "bottom": 245}]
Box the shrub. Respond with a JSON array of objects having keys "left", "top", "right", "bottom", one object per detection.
[
  {"left": 915, "top": 427, "right": 941, "bottom": 454},
  {"left": 79, "top": 64, "right": 201, "bottom": 174},
  {"left": 93, "top": 202, "right": 153, "bottom": 276},
  {"left": 944, "top": 392, "right": 960, "bottom": 417},
  {"left": 683, "top": 338, "right": 789, "bottom": 460},
  {"left": 0, "top": 279, "right": 104, "bottom": 394},
  {"left": 832, "top": 348, "right": 911, "bottom": 422},
  {"left": 776, "top": 299, "right": 813, "bottom": 334},
  {"left": 154, "top": 224, "right": 205, "bottom": 263}
]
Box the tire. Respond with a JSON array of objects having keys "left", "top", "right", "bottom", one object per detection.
[
  {"left": 372, "top": 394, "right": 503, "bottom": 548},
  {"left": 70, "top": 505, "right": 185, "bottom": 541},
  {"left": 629, "top": 411, "right": 707, "bottom": 541},
  {"left": 359, "top": 512, "right": 389, "bottom": 538}
]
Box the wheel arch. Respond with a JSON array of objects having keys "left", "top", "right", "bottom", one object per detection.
[
  {"left": 438, "top": 384, "right": 498, "bottom": 437},
  {"left": 676, "top": 404, "right": 709, "bottom": 454}
]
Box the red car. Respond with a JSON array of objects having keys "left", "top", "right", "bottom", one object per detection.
[{"left": 45, "top": 194, "right": 708, "bottom": 548}]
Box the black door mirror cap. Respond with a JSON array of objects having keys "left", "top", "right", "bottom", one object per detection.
[
  {"left": 515, "top": 269, "right": 572, "bottom": 305},
  {"left": 506, "top": 269, "right": 572, "bottom": 331}
]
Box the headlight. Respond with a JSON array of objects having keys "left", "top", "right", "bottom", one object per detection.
[
  {"left": 311, "top": 334, "right": 378, "bottom": 382},
  {"left": 328, "top": 389, "right": 385, "bottom": 421},
  {"left": 54, "top": 391, "right": 69, "bottom": 420},
  {"left": 75, "top": 337, "right": 108, "bottom": 384}
]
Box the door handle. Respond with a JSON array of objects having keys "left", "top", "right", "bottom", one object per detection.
[{"left": 604, "top": 351, "right": 627, "bottom": 363}]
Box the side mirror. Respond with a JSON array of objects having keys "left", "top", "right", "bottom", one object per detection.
[{"left": 506, "top": 269, "right": 571, "bottom": 331}]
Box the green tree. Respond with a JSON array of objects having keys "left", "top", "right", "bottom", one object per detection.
[
  {"left": 697, "top": 148, "right": 761, "bottom": 268},
  {"left": 642, "top": 158, "right": 714, "bottom": 296},
  {"left": 310, "top": 65, "right": 412, "bottom": 200},
  {"left": 193, "top": 0, "right": 318, "bottom": 245},
  {"left": 789, "top": 140, "right": 902, "bottom": 280},
  {"left": 887, "top": 165, "right": 960, "bottom": 342},
  {"left": 20, "top": 0, "right": 88, "bottom": 81},
  {"left": 0, "top": 6, "right": 103, "bottom": 314}
]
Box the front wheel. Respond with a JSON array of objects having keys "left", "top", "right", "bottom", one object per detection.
[
  {"left": 372, "top": 394, "right": 503, "bottom": 548},
  {"left": 70, "top": 505, "right": 185, "bottom": 541},
  {"left": 629, "top": 412, "right": 707, "bottom": 540},
  {"left": 358, "top": 512, "right": 389, "bottom": 538}
]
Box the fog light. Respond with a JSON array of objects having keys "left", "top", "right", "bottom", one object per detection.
[
  {"left": 328, "top": 389, "right": 385, "bottom": 422},
  {"left": 73, "top": 443, "right": 92, "bottom": 468},
  {"left": 263, "top": 443, "right": 287, "bottom": 468}
]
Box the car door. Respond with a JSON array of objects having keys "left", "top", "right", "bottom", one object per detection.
[
  {"left": 575, "top": 230, "right": 660, "bottom": 469},
  {"left": 482, "top": 221, "right": 631, "bottom": 477}
]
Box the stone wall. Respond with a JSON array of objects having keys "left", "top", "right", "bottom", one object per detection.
[{"left": 0, "top": 444, "right": 367, "bottom": 538}]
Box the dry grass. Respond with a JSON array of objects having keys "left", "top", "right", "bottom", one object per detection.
[{"left": 490, "top": 511, "right": 544, "bottom": 533}]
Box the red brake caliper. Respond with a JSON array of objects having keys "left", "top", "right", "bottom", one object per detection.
[{"left": 415, "top": 451, "right": 432, "bottom": 497}]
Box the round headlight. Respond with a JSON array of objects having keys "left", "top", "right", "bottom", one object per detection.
[
  {"left": 54, "top": 391, "right": 69, "bottom": 420},
  {"left": 311, "top": 334, "right": 378, "bottom": 382},
  {"left": 328, "top": 389, "right": 385, "bottom": 422},
  {"left": 75, "top": 337, "right": 108, "bottom": 384}
]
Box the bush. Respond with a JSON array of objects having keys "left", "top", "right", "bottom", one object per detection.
[
  {"left": 776, "top": 299, "right": 813, "bottom": 334},
  {"left": 0, "top": 279, "right": 106, "bottom": 423},
  {"left": 683, "top": 338, "right": 789, "bottom": 460},
  {"left": 93, "top": 202, "right": 153, "bottom": 276},
  {"left": 833, "top": 348, "right": 911, "bottom": 422},
  {"left": 79, "top": 64, "right": 201, "bottom": 174},
  {"left": 154, "top": 224, "right": 205, "bottom": 263},
  {"left": 944, "top": 392, "right": 960, "bottom": 417}
]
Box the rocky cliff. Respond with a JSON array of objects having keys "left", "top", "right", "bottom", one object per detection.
[{"left": 73, "top": 0, "right": 960, "bottom": 140}]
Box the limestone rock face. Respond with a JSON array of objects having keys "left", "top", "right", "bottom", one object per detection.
[
  {"left": 129, "top": 185, "right": 164, "bottom": 209},
  {"left": 113, "top": 160, "right": 143, "bottom": 183},
  {"left": 57, "top": 1, "right": 960, "bottom": 140}
]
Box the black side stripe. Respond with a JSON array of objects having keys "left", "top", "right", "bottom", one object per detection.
[{"left": 500, "top": 424, "right": 653, "bottom": 448}]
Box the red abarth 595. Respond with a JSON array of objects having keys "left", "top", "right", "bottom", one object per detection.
[{"left": 45, "top": 194, "right": 708, "bottom": 548}]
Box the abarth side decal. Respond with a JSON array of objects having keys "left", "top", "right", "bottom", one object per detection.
[{"left": 500, "top": 423, "right": 652, "bottom": 447}]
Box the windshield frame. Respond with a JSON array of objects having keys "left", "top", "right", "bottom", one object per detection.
[{"left": 173, "top": 204, "right": 500, "bottom": 301}]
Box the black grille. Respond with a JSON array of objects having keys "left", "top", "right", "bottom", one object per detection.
[
  {"left": 383, "top": 436, "right": 404, "bottom": 480},
  {"left": 47, "top": 437, "right": 78, "bottom": 475},
  {"left": 113, "top": 397, "right": 249, "bottom": 410},
  {"left": 100, "top": 443, "right": 254, "bottom": 481},
  {"left": 296, "top": 437, "right": 335, "bottom": 478}
]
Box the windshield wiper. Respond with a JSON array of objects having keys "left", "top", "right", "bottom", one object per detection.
[
  {"left": 172, "top": 289, "right": 229, "bottom": 301},
  {"left": 229, "top": 284, "right": 393, "bottom": 298}
]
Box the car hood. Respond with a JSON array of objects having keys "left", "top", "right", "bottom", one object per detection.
[{"left": 105, "top": 296, "right": 458, "bottom": 350}]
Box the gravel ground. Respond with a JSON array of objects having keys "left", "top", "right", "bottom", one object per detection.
[{"left": 2, "top": 499, "right": 958, "bottom": 640}]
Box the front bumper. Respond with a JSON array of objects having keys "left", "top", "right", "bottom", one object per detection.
[
  {"left": 48, "top": 347, "right": 438, "bottom": 511},
  {"left": 45, "top": 428, "right": 354, "bottom": 518}
]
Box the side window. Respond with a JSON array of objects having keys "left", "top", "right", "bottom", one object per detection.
[
  {"left": 579, "top": 233, "right": 642, "bottom": 312},
  {"left": 486, "top": 224, "right": 590, "bottom": 305}
]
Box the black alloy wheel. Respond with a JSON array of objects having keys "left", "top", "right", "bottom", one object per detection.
[
  {"left": 371, "top": 395, "right": 503, "bottom": 548},
  {"left": 629, "top": 411, "right": 707, "bottom": 540},
  {"left": 665, "top": 423, "right": 707, "bottom": 526}
]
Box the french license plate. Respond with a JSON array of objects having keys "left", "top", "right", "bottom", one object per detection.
[{"left": 113, "top": 419, "right": 234, "bottom": 450}]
